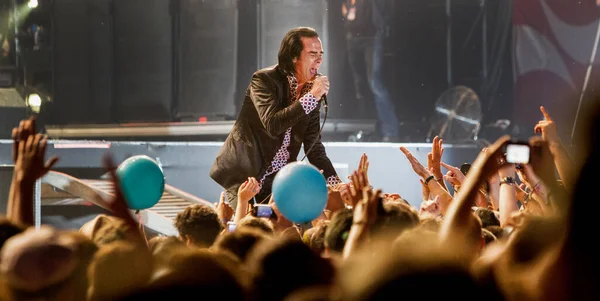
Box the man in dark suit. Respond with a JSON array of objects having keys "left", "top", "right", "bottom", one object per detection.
[{"left": 210, "top": 27, "right": 341, "bottom": 209}]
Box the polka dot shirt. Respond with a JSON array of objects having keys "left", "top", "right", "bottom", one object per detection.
[{"left": 258, "top": 75, "right": 340, "bottom": 189}]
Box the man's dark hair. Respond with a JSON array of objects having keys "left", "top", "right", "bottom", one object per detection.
[
  {"left": 277, "top": 27, "right": 319, "bottom": 75},
  {"left": 174, "top": 204, "right": 223, "bottom": 247},
  {"left": 474, "top": 207, "right": 500, "bottom": 228}
]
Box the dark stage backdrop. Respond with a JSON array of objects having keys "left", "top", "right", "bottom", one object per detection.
[{"left": 42, "top": 0, "right": 513, "bottom": 142}]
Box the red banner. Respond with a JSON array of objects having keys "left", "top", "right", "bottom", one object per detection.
[{"left": 513, "top": 0, "right": 600, "bottom": 132}]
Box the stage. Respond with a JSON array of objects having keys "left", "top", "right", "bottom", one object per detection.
[{"left": 0, "top": 138, "right": 481, "bottom": 208}]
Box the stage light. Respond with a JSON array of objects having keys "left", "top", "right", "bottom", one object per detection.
[
  {"left": 26, "top": 93, "right": 42, "bottom": 113},
  {"left": 27, "top": 0, "right": 38, "bottom": 9}
]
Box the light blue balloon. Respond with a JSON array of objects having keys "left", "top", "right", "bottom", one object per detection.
[
  {"left": 272, "top": 162, "right": 328, "bottom": 223},
  {"left": 116, "top": 155, "right": 165, "bottom": 210}
]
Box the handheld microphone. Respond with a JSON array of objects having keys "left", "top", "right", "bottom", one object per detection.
[{"left": 315, "top": 73, "right": 328, "bottom": 106}]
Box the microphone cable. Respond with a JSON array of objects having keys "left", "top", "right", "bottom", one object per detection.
[{"left": 257, "top": 94, "right": 328, "bottom": 204}]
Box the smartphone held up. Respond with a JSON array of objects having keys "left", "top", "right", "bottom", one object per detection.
[{"left": 504, "top": 141, "right": 530, "bottom": 164}]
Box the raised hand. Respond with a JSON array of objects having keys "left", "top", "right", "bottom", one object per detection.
[
  {"left": 343, "top": 187, "right": 383, "bottom": 259},
  {"left": 515, "top": 164, "right": 539, "bottom": 190},
  {"left": 215, "top": 191, "right": 234, "bottom": 222},
  {"left": 527, "top": 137, "right": 556, "bottom": 188},
  {"left": 15, "top": 134, "right": 59, "bottom": 183},
  {"left": 325, "top": 184, "right": 346, "bottom": 213},
  {"left": 357, "top": 153, "right": 370, "bottom": 186},
  {"left": 310, "top": 75, "right": 330, "bottom": 99},
  {"left": 102, "top": 153, "right": 149, "bottom": 246},
  {"left": 399, "top": 146, "right": 430, "bottom": 178},
  {"left": 441, "top": 161, "right": 466, "bottom": 188},
  {"left": 534, "top": 106, "right": 559, "bottom": 143},
  {"left": 428, "top": 136, "right": 445, "bottom": 180},
  {"left": 338, "top": 183, "right": 352, "bottom": 206},
  {"left": 515, "top": 183, "right": 528, "bottom": 204},
  {"left": 11, "top": 117, "right": 36, "bottom": 163},
  {"left": 102, "top": 153, "right": 132, "bottom": 217},
  {"left": 348, "top": 170, "right": 370, "bottom": 207},
  {"left": 352, "top": 188, "right": 383, "bottom": 228},
  {"left": 9, "top": 132, "right": 58, "bottom": 225},
  {"left": 420, "top": 195, "right": 441, "bottom": 217},
  {"left": 238, "top": 177, "right": 260, "bottom": 203}
]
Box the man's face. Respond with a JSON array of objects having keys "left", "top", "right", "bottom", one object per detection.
[{"left": 293, "top": 36, "right": 323, "bottom": 83}]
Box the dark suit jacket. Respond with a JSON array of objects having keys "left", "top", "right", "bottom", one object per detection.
[{"left": 210, "top": 65, "right": 338, "bottom": 194}]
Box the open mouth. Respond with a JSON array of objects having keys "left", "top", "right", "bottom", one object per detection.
[{"left": 310, "top": 68, "right": 318, "bottom": 77}]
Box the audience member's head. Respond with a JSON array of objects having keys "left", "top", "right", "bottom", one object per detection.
[
  {"left": 237, "top": 215, "right": 275, "bottom": 235},
  {"left": 79, "top": 214, "right": 135, "bottom": 247},
  {"left": 212, "top": 227, "right": 271, "bottom": 263},
  {"left": 343, "top": 228, "right": 504, "bottom": 301},
  {"left": 0, "top": 226, "right": 98, "bottom": 301},
  {"left": 474, "top": 207, "right": 501, "bottom": 228},
  {"left": 147, "top": 248, "right": 245, "bottom": 300},
  {"left": 174, "top": 204, "right": 223, "bottom": 248},
  {"left": 305, "top": 220, "right": 329, "bottom": 255},
  {"left": 247, "top": 236, "right": 335, "bottom": 301},
  {"left": 374, "top": 201, "right": 420, "bottom": 235},
  {"left": 416, "top": 216, "right": 442, "bottom": 233},
  {"left": 324, "top": 209, "right": 353, "bottom": 255},
  {"left": 87, "top": 241, "right": 152, "bottom": 301},
  {"left": 485, "top": 225, "right": 506, "bottom": 241},
  {"left": 149, "top": 235, "right": 187, "bottom": 270}
]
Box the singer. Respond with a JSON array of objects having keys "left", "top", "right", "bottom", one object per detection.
[{"left": 210, "top": 27, "right": 341, "bottom": 209}]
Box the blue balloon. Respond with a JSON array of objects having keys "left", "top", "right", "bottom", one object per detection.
[
  {"left": 116, "top": 155, "right": 165, "bottom": 210},
  {"left": 272, "top": 162, "right": 328, "bottom": 223}
]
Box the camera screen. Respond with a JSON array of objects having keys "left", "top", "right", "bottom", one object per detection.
[
  {"left": 227, "top": 222, "right": 236, "bottom": 232},
  {"left": 255, "top": 205, "right": 273, "bottom": 218},
  {"left": 506, "top": 144, "right": 530, "bottom": 164}
]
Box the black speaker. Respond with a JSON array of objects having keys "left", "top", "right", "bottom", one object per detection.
[
  {"left": 0, "top": 166, "right": 13, "bottom": 214},
  {"left": 51, "top": 0, "right": 93, "bottom": 125},
  {"left": 112, "top": 0, "right": 173, "bottom": 122},
  {"left": 174, "top": 0, "right": 238, "bottom": 120},
  {"left": 448, "top": 0, "right": 485, "bottom": 95},
  {"left": 0, "top": 89, "right": 27, "bottom": 138},
  {"left": 390, "top": 0, "right": 448, "bottom": 125},
  {"left": 49, "top": 0, "right": 114, "bottom": 125},
  {"left": 87, "top": 0, "right": 113, "bottom": 123}
]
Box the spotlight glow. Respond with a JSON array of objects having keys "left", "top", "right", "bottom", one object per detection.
[
  {"left": 27, "top": 94, "right": 42, "bottom": 112},
  {"left": 27, "top": 0, "right": 38, "bottom": 9}
]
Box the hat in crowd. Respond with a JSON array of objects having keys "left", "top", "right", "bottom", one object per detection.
[
  {"left": 0, "top": 225, "right": 79, "bottom": 292},
  {"left": 80, "top": 214, "right": 132, "bottom": 246}
]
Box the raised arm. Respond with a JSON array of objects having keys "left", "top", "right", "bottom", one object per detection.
[
  {"left": 534, "top": 106, "right": 574, "bottom": 188},
  {"left": 399, "top": 146, "right": 453, "bottom": 215},
  {"left": 440, "top": 135, "right": 511, "bottom": 245}
]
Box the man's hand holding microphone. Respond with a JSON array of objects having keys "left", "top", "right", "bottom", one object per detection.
[{"left": 311, "top": 74, "right": 330, "bottom": 105}]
